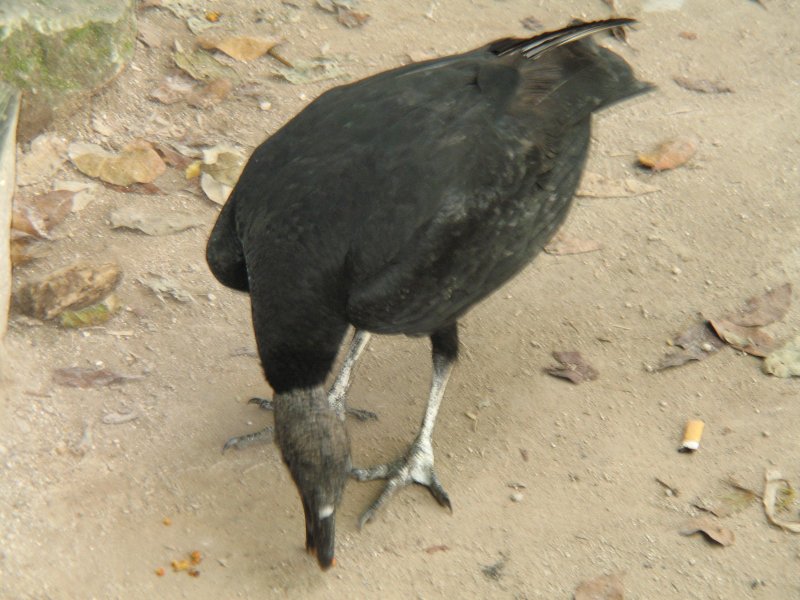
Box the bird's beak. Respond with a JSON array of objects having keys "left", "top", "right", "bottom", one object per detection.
[{"left": 303, "top": 499, "right": 337, "bottom": 570}]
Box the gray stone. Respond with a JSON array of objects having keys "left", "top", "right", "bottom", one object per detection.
[
  {"left": 0, "top": 83, "right": 19, "bottom": 342},
  {"left": 0, "top": 0, "right": 137, "bottom": 140}
]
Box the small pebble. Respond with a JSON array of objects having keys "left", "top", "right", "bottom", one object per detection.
[{"left": 510, "top": 492, "right": 524, "bottom": 503}]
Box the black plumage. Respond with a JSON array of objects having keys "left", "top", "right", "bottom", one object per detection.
[{"left": 207, "top": 18, "right": 652, "bottom": 569}]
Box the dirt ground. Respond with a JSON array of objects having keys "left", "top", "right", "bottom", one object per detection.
[{"left": 3, "top": 0, "right": 800, "bottom": 598}]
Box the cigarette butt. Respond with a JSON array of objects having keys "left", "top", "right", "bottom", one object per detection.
[{"left": 680, "top": 419, "right": 704, "bottom": 451}]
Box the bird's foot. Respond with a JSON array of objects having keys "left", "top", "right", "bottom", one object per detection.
[
  {"left": 249, "top": 397, "right": 378, "bottom": 422},
  {"left": 221, "top": 426, "right": 273, "bottom": 452},
  {"left": 352, "top": 437, "right": 451, "bottom": 528}
]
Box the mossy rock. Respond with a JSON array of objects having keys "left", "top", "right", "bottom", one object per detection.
[{"left": 0, "top": 0, "right": 137, "bottom": 140}]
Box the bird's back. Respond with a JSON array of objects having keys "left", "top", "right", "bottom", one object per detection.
[{"left": 207, "top": 20, "right": 652, "bottom": 337}]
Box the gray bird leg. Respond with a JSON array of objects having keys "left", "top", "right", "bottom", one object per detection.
[
  {"left": 352, "top": 328, "right": 456, "bottom": 528},
  {"left": 223, "top": 330, "right": 375, "bottom": 452}
]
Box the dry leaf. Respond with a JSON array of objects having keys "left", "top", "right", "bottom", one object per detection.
[
  {"left": 638, "top": 138, "right": 697, "bottom": 171},
  {"left": 11, "top": 190, "right": 75, "bottom": 239},
  {"left": 186, "top": 77, "right": 233, "bottom": 108},
  {"left": 173, "top": 43, "right": 238, "bottom": 81},
  {"left": 274, "top": 57, "right": 344, "bottom": 84},
  {"left": 14, "top": 262, "right": 122, "bottom": 320},
  {"left": 545, "top": 232, "right": 602, "bottom": 255},
  {"left": 17, "top": 134, "right": 68, "bottom": 186},
  {"left": 574, "top": 573, "right": 624, "bottom": 600},
  {"left": 577, "top": 171, "right": 660, "bottom": 198},
  {"left": 151, "top": 143, "right": 193, "bottom": 169},
  {"left": 150, "top": 76, "right": 196, "bottom": 104},
  {"left": 678, "top": 31, "right": 698, "bottom": 40},
  {"left": 680, "top": 516, "right": 735, "bottom": 546},
  {"left": 731, "top": 283, "right": 791, "bottom": 327},
  {"left": 708, "top": 318, "right": 776, "bottom": 357},
  {"left": 763, "top": 470, "right": 800, "bottom": 533},
  {"left": 53, "top": 366, "right": 142, "bottom": 388},
  {"left": 545, "top": 351, "right": 598, "bottom": 384},
  {"left": 674, "top": 76, "right": 733, "bottom": 94},
  {"left": 424, "top": 545, "right": 449, "bottom": 554},
  {"left": 763, "top": 335, "right": 800, "bottom": 378},
  {"left": 53, "top": 180, "right": 98, "bottom": 211},
  {"left": 110, "top": 206, "right": 204, "bottom": 236},
  {"left": 200, "top": 173, "right": 231, "bottom": 205},
  {"left": 69, "top": 140, "right": 167, "bottom": 186},
  {"left": 59, "top": 295, "right": 120, "bottom": 328},
  {"left": 656, "top": 319, "right": 724, "bottom": 370},
  {"left": 197, "top": 35, "right": 280, "bottom": 62},
  {"left": 138, "top": 273, "right": 194, "bottom": 303},
  {"left": 11, "top": 238, "right": 45, "bottom": 266}
]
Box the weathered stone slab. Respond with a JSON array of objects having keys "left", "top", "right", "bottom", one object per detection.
[
  {"left": 0, "top": 0, "right": 137, "bottom": 140},
  {"left": 0, "top": 83, "right": 19, "bottom": 341}
]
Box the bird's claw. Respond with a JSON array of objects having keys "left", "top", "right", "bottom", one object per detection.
[
  {"left": 221, "top": 426, "right": 274, "bottom": 453},
  {"left": 352, "top": 443, "right": 451, "bottom": 528}
]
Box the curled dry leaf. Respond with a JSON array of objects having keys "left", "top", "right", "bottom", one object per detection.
[
  {"left": 763, "top": 469, "right": 800, "bottom": 533},
  {"left": 545, "top": 232, "right": 602, "bottom": 255},
  {"left": 17, "top": 133, "right": 68, "bottom": 186},
  {"left": 11, "top": 190, "right": 75, "bottom": 239},
  {"left": 674, "top": 76, "right": 733, "bottom": 94},
  {"left": 69, "top": 140, "right": 167, "bottom": 186},
  {"left": 732, "top": 283, "right": 791, "bottom": 327},
  {"left": 680, "top": 516, "right": 735, "bottom": 546},
  {"left": 574, "top": 572, "right": 624, "bottom": 600},
  {"left": 577, "top": 171, "right": 660, "bottom": 198},
  {"left": 545, "top": 351, "right": 598, "bottom": 384},
  {"left": 109, "top": 206, "right": 205, "bottom": 236},
  {"left": 763, "top": 335, "right": 800, "bottom": 378},
  {"left": 708, "top": 318, "right": 776, "bottom": 357},
  {"left": 197, "top": 35, "right": 280, "bottom": 62},
  {"left": 53, "top": 180, "right": 99, "bottom": 211},
  {"left": 638, "top": 138, "right": 697, "bottom": 171},
  {"left": 53, "top": 366, "right": 143, "bottom": 388},
  {"left": 14, "top": 262, "right": 122, "bottom": 320}
]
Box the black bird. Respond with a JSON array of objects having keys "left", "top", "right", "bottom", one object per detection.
[{"left": 207, "top": 18, "right": 652, "bottom": 570}]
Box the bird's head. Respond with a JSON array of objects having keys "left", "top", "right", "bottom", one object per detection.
[{"left": 273, "top": 387, "right": 351, "bottom": 570}]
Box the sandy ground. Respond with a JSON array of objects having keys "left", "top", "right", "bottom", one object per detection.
[{"left": 2, "top": 0, "right": 800, "bottom": 598}]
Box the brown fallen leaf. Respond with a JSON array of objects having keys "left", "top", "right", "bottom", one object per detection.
[
  {"left": 186, "top": 77, "right": 233, "bottom": 108},
  {"left": 674, "top": 76, "right": 733, "bottom": 94},
  {"left": 763, "top": 469, "right": 800, "bottom": 533},
  {"left": 545, "top": 351, "right": 598, "bottom": 384},
  {"left": 69, "top": 140, "right": 167, "bottom": 186},
  {"left": 638, "top": 138, "right": 696, "bottom": 171},
  {"left": 173, "top": 43, "right": 239, "bottom": 81},
  {"left": 197, "top": 35, "right": 280, "bottom": 62},
  {"left": 152, "top": 143, "right": 193, "bottom": 169},
  {"left": 680, "top": 516, "right": 735, "bottom": 546},
  {"left": 708, "top": 318, "right": 777, "bottom": 357},
  {"left": 731, "top": 283, "right": 791, "bottom": 327},
  {"left": 110, "top": 206, "right": 204, "bottom": 236},
  {"left": 656, "top": 319, "right": 724, "bottom": 371},
  {"left": 545, "top": 232, "right": 602, "bottom": 255},
  {"left": 678, "top": 31, "right": 698, "bottom": 40},
  {"left": 577, "top": 171, "right": 660, "bottom": 198},
  {"left": 10, "top": 238, "right": 45, "bottom": 266},
  {"left": 574, "top": 572, "right": 624, "bottom": 600},
  {"left": 53, "top": 366, "right": 143, "bottom": 388},
  {"left": 11, "top": 190, "right": 75, "bottom": 239},
  {"left": 14, "top": 262, "right": 122, "bottom": 321}
]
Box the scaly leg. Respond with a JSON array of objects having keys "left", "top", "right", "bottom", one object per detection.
[
  {"left": 352, "top": 324, "right": 457, "bottom": 528},
  {"left": 223, "top": 330, "right": 375, "bottom": 452}
]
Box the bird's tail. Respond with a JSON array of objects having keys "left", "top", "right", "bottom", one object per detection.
[{"left": 207, "top": 195, "right": 249, "bottom": 292}]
